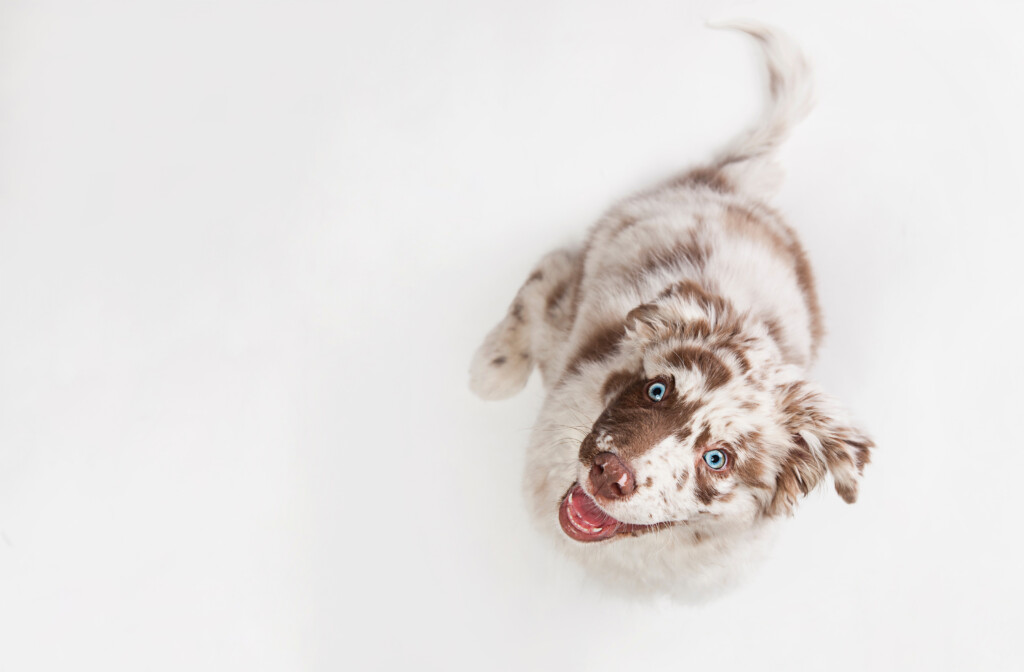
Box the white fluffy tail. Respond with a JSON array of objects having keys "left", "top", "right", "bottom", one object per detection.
[{"left": 707, "top": 21, "right": 815, "bottom": 196}]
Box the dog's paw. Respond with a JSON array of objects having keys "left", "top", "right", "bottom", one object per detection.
[{"left": 469, "top": 327, "right": 533, "bottom": 400}]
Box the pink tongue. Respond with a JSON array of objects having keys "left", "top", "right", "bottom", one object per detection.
[{"left": 559, "top": 484, "right": 620, "bottom": 542}]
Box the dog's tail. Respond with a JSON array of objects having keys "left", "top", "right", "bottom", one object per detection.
[{"left": 703, "top": 21, "right": 815, "bottom": 196}]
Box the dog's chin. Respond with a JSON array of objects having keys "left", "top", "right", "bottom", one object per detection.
[{"left": 558, "top": 483, "right": 671, "bottom": 542}]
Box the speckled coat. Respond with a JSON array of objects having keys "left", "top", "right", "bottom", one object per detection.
[{"left": 470, "top": 21, "right": 873, "bottom": 601}]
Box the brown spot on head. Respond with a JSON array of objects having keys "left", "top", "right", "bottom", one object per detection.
[
  {"left": 526, "top": 269, "right": 544, "bottom": 283},
  {"left": 625, "top": 282, "right": 739, "bottom": 346},
  {"left": 693, "top": 426, "right": 712, "bottom": 450},
  {"left": 601, "top": 369, "right": 639, "bottom": 403},
  {"left": 490, "top": 356, "right": 506, "bottom": 366},
  {"left": 624, "top": 302, "right": 662, "bottom": 338},
  {"left": 681, "top": 318, "right": 713, "bottom": 341},
  {"left": 664, "top": 345, "right": 732, "bottom": 390},
  {"left": 716, "top": 342, "right": 751, "bottom": 374},
  {"left": 580, "top": 378, "right": 704, "bottom": 463}
]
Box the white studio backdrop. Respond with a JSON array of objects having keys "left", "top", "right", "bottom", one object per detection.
[{"left": 1, "top": 0, "right": 1022, "bottom": 670}]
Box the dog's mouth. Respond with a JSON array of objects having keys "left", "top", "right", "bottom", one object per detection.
[{"left": 559, "top": 483, "right": 665, "bottom": 542}]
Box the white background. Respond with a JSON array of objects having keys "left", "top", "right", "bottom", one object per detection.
[{"left": 2, "top": 0, "right": 1023, "bottom": 670}]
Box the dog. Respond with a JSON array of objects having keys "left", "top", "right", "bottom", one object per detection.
[{"left": 469, "top": 22, "right": 873, "bottom": 600}]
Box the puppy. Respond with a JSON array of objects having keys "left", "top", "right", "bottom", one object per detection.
[{"left": 470, "top": 22, "right": 872, "bottom": 600}]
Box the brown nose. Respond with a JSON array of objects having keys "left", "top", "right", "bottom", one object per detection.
[{"left": 589, "top": 452, "right": 636, "bottom": 500}]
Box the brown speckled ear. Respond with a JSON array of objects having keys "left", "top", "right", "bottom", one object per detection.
[
  {"left": 766, "top": 381, "right": 874, "bottom": 516},
  {"left": 623, "top": 280, "right": 745, "bottom": 351},
  {"left": 624, "top": 301, "right": 666, "bottom": 343}
]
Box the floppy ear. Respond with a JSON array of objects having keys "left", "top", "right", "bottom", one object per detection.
[
  {"left": 767, "top": 381, "right": 874, "bottom": 516},
  {"left": 624, "top": 281, "right": 736, "bottom": 347},
  {"left": 624, "top": 301, "right": 673, "bottom": 343}
]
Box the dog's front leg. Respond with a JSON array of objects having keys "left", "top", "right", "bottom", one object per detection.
[{"left": 469, "top": 247, "right": 580, "bottom": 399}]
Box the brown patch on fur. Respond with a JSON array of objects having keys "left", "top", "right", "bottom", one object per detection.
[
  {"left": 617, "top": 521, "right": 680, "bottom": 539},
  {"left": 626, "top": 280, "right": 743, "bottom": 344},
  {"left": 578, "top": 434, "right": 599, "bottom": 466},
  {"left": 636, "top": 229, "right": 711, "bottom": 277},
  {"left": 545, "top": 280, "right": 570, "bottom": 321},
  {"left": 693, "top": 467, "right": 719, "bottom": 506},
  {"left": 761, "top": 316, "right": 803, "bottom": 364},
  {"left": 665, "top": 346, "right": 732, "bottom": 390},
  {"left": 716, "top": 342, "right": 751, "bottom": 374},
  {"left": 510, "top": 300, "right": 525, "bottom": 322},
  {"left": 611, "top": 214, "right": 639, "bottom": 237},
  {"left": 675, "top": 470, "right": 689, "bottom": 491},
  {"left": 765, "top": 438, "right": 826, "bottom": 517},
  {"left": 654, "top": 166, "right": 732, "bottom": 194},
  {"left": 821, "top": 433, "right": 873, "bottom": 503},
  {"left": 770, "top": 382, "right": 875, "bottom": 510},
  {"left": 658, "top": 280, "right": 729, "bottom": 314},
  {"left": 734, "top": 451, "right": 771, "bottom": 493},
  {"left": 526, "top": 270, "right": 544, "bottom": 283},
  {"left": 564, "top": 322, "right": 627, "bottom": 377},
  {"left": 581, "top": 378, "right": 704, "bottom": 463},
  {"left": 565, "top": 238, "right": 592, "bottom": 325},
  {"left": 724, "top": 205, "right": 824, "bottom": 357},
  {"left": 601, "top": 369, "right": 639, "bottom": 403},
  {"left": 763, "top": 317, "right": 784, "bottom": 348},
  {"left": 625, "top": 302, "right": 660, "bottom": 333},
  {"left": 678, "top": 166, "right": 733, "bottom": 192},
  {"left": 849, "top": 436, "right": 873, "bottom": 472},
  {"left": 491, "top": 356, "right": 506, "bottom": 366},
  {"left": 644, "top": 476, "right": 653, "bottom": 488},
  {"left": 680, "top": 318, "right": 713, "bottom": 341}
]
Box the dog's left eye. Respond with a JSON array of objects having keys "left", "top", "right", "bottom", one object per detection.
[
  {"left": 703, "top": 449, "right": 727, "bottom": 470},
  {"left": 646, "top": 381, "right": 667, "bottom": 402}
]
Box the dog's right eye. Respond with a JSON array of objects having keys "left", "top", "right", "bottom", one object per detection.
[
  {"left": 646, "top": 381, "right": 667, "bottom": 402},
  {"left": 703, "top": 449, "right": 727, "bottom": 470}
]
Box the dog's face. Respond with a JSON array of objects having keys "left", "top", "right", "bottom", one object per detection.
[{"left": 558, "top": 293, "right": 872, "bottom": 544}]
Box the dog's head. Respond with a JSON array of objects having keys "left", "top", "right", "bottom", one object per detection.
[{"left": 558, "top": 283, "right": 872, "bottom": 543}]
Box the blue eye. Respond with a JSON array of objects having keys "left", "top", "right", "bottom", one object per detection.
[
  {"left": 703, "top": 449, "right": 727, "bottom": 470},
  {"left": 646, "top": 381, "right": 667, "bottom": 402}
]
